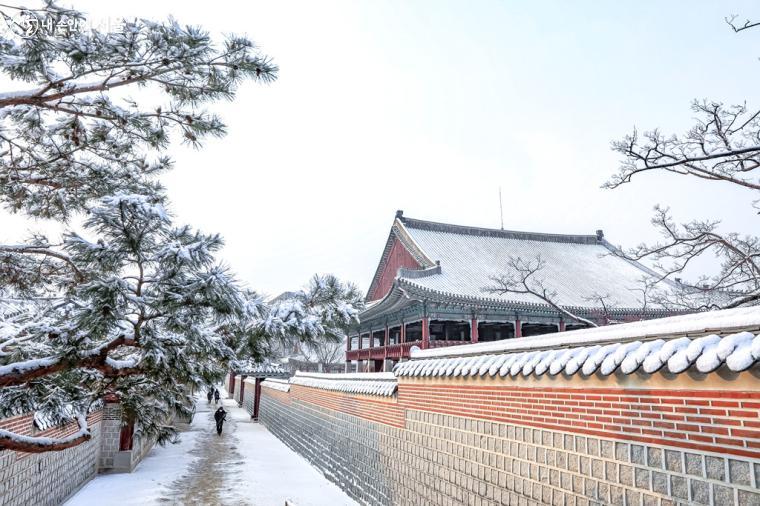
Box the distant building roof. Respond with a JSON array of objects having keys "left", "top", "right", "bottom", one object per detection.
[{"left": 363, "top": 213, "right": 678, "bottom": 319}]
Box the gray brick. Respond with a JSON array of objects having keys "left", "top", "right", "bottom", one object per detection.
[
  {"left": 619, "top": 464, "right": 633, "bottom": 486},
  {"left": 600, "top": 440, "right": 614, "bottom": 459},
  {"left": 665, "top": 450, "right": 683, "bottom": 473},
  {"left": 647, "top": 447, "right": 663, "bottom": 469},
  {"left": 635, "top": 467, "right": 651, "bottom": 490},
  {"left": 615, "top": 442, "right": 629, "bottom": 462},
  {"left": 738, "top": 490, "right": 760, "bottom": 506},
  {"left": 730, "top": 459, "right": 752, "bottom": 486},
  {"left": 685, "top": 453, "right": 704, "bottom": 477},
  {"left": 670, "top": 475, "right": 688, "bottom": 500},
  {"left": 706, "top": 456, "right": 726, "bottom": 481},
  {"left": 609, "top": 485, "right": 624, "bottom": 505},
  {"left": 686, "top": 479, "right": 709, "bottom": 505},
  {"left": 587, "top": 438, "right": 599, "bottom": 456},
  {"left": 631, "top": 444, "right": 645, "bottom": 465},
  {"left": 713, "top": 484, "right": 734, "bottom": 505},
  {"left": 642, "top": 494, "right": 659, "bottom": 506},
  {"left": 625, "top": 488, "right": 641, "bottom": 506}
]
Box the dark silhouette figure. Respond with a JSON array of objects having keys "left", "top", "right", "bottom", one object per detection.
[
  {"left": 214, "top": 407, "right": 227, "bottom": 435},
  {"left": 206, "top": 389, "right": 213, "bottom": 403},
  {"left": 213, "top": 388, "right": 220, "bottom": 405}
]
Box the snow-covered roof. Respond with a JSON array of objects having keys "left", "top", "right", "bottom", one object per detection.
[
  {"left": 395, "top": 306, "right": 760, "bottom": 378},
  {"left": 363, "top": 214, "right": 679, "bottom": 317},
  {"left": 290, "top": 371, "right": 397, "bottom": 397},
  {"left": 231, "top": 360, "right": 288, "bottom": 378},
  {"left": 261, "top": 378, "right": 291, "bottom": 393}
]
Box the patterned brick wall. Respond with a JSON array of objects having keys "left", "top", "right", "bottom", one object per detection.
[
  {"left": 0, "top": 411, "right": 103, "bottom": 506},
  {"left": 260, "top": 376, "right": 760, "bottom": 506},
  {"left": 399, "top": 383, "right": 760, "bottom": 460}
]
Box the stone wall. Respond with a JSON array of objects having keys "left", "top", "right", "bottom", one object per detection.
[
  {"left": 0, "top": 400, "right": 157, "bottom": 505},
  {"left": 0, "top": 411, "right": 103, "bottom": 506},
  {"left": 260, "top": 374, "right": 760, "bottom": 506}
]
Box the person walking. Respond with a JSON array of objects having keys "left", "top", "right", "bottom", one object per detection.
[
  {"left": 214, "top": 406, "right": 227, "bottom": 435},
  {"left": 206, "top": 389, "right": 213, "bottom": 403},
  {"left": 213, "top": 388, "right": 220, "bottom": 405}
]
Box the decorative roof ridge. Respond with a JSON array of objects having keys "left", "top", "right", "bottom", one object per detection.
[
  {"left": 394, "top": 278, "right": 675, "bottom": 315},
  {"left": 399, "top": 216, "right": 602, "bottom": 244},
  {"left": 364, "top": 216, "right": 435, "bottom": 301},
  {"left": 395, "top": 330, "right": 760, "bottom": 379},
  {"left": 409, "top": 306, "right": 760, "bottom": 359},
  {"left": 291, "top": 371, "right": 398, "bottom": 396},
  {"left": 397, "top": 263, "right": 441, "bottom": 279},
  {"left": 392, "top": 218, "right": 436, "bottom": 267}
]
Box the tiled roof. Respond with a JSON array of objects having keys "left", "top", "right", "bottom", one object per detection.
[
  {"left": 393, "top": 215, "right": 672, "bottom": 310},
  {"left": 232, "top": 360, "right": 288, "bottom": 377},
  {"left": 290, "top": 371, "right": 397, "bottom": 397},
  {"left": 394, "top": 306, "right": 760, "bottom": 378}
]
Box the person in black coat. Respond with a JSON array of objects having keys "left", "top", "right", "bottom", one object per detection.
[
  {"left": 213, "top": 388, "right": 220, "bottom": 405},
  {"left": 214, "top": 407, "right": 227, "bottom": 435},
  {"left": 206, "top": 389, "right": 213, "bottom": 403}
]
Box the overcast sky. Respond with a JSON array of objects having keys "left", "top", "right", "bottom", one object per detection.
[{"left": 2, "top": 1, "right": 760, "bottom": 297}]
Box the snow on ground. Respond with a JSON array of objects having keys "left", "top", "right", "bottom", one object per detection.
[
  {"left": 64, "top": 405, "right": 202, "bottom": 506},
  {"left": 65, "top": 389, "right": 356, "bottom": 506},
  {"left": 223, "top": 400, "right": 357, "bottom": 506}
]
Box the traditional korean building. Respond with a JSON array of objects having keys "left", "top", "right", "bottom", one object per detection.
[{"left": 346, "top": 211, "right": 679, "bottom": 372}]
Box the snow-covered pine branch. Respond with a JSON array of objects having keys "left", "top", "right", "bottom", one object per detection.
[
  {"left": 0, "top": 2, "right": 277, "bottom": 219},
  {"left": 258, "top": 275, "right": 364, "bottom": 367},
  {"left": 0, "top": 413, "right": 91, "bottom": 453},
  {"left": 0, "top": 194, "right": 257, "bottom": 452}
]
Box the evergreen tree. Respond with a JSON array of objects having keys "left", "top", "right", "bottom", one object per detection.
[{"left": 0, "top": 2, "right": 277, "bottom": 452}]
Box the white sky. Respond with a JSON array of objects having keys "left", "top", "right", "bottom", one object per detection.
[{"left": 2, "top": 1, "right": 760, "bottom": 297}]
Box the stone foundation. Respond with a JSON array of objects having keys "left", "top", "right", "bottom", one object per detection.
[{"left": 260, "top": 376, "right": 760, "bottom": 506}]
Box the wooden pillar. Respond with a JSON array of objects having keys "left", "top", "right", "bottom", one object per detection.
[
  {"left": 385, "top": 324, "right": 389, "bottom": 346},
  {"left": 515, "top": 318, "right": 522, "bottom": 338},
  {"left": 239, "top": 375, "right": 247, "bottom": 406},
  {"left": 253, "top": 378, "right": 262, "bottom": 421},
  {"left": 559, "top": 321, "right": 566, "bottom": 332},
  {"left": 471, "top": 318, "right": 479, "bottom": 343},
  {"left": 229, "top": 373, "right": 235, "bottom": 395},
  {"left": 401, "top": 322, "right": 406, "bottom": 343},
  {"left": 119, "top": 421, "right": 134, "bottom": 451},
  {"left": 422, "top": 317, "right": 430, "bottom": 349}
]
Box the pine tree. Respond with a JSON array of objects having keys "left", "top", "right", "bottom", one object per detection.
[{"left": 0, "top": 2, "right": 277, "bottom": 453}]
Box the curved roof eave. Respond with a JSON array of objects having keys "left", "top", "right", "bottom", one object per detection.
[{"left": 395, "top": 278, "right": 676, "bottom": 316}]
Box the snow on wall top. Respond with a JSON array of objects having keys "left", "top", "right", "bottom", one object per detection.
[
  {"left": 289, "top": 371, "right": 397, "bottom": 397},
  {"left": 261, "top": 378, "right": 290, "bottom": 393},
  {"left": 232, "top": 360, "right": 287, "bottom": 377},
  {"left": 395, "top": 216, "right": 669, "bottom": 310},
  {"left": 395, "top": 331, "right": 760, "bottom": 379},
  {"left": 395, "top": 307, "right": 760, "bottom": 379},
  {"left": 412, "top": 306, "right": 760, "bottom": 359}
]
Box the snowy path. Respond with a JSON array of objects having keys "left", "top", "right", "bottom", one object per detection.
[{"left": 66, "top": 390, "right": 357, "bottom": 506}]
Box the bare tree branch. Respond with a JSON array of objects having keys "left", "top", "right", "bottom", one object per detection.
[{"left": 486, "top": 256, "right": 599, "bottom": 328}]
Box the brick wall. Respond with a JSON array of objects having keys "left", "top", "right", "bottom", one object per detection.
[
  {"left": 0, "top": 411, "right": 103, "bottom": 506},
  {"left": 0, "top": 400, "right": 160, "bottom": 505},
  {"left": 260, "top": 373, "right": 760, "bottom": 506}
]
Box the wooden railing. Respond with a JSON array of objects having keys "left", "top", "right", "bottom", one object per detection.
[{"left": 346, "top": 339, "right": 468, "bottom": 361}]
